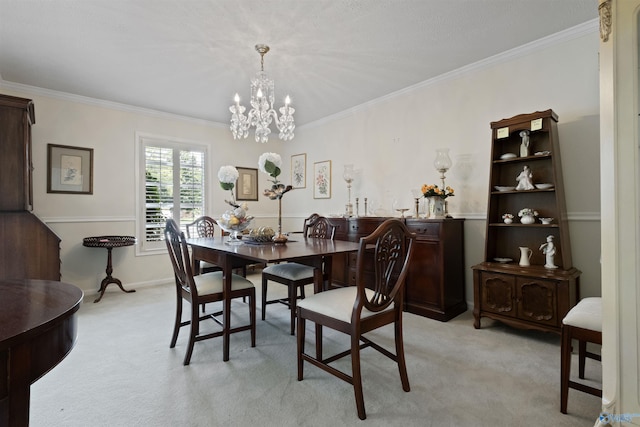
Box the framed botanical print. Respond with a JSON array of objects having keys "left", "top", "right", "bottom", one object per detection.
[
  {"left": 236, "top": 167, "right": 258, "bottom": 201},
  {"left": 313, "top": 160, "right": 331, "bottom": 199},
  {"left": 291, "top": 153, "right": 306, "bottom": 188},
  {"left": 47, "top": 144, "right": 93, "bottom": 194}
]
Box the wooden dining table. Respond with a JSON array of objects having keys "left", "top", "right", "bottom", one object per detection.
[
  {"left": 186, "top": 237, "right": 361, "bottom": 361},
  {"left": 0, "top": 279, "right": 83, "bottom": 427}
]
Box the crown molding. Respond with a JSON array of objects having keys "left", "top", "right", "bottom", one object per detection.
[
  {"left": 0, "top": 80, "right": 227, "bottom": 129},
  {"left": 300, "top": 19, "right": 599, "bottom": 131}
]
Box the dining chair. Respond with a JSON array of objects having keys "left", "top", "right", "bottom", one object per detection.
[
  {"left": 164, "top": 218, "right": 256, "bottom": 365},
  {"left": 296, "top": 218, "right": 415, "bottom": 420},
  {"left": 560, "top": 297, "right": 602, "bottom": 414},
  {"left": 185, "top": 216, "right": 223, "bottom": 274},
  {"left": 261, "top": 214, "right": 335, "bottom": 335}
]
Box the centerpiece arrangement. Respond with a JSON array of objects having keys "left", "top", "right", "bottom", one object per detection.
[
  {"left": 259, "top": 152, "right": 292, "bottom": 243},
  {"left": 421, "top": 184, "right": 454, "bottom": 218},
  {"left": 217, "top": 165, "right": 254, "bottom": 244}
]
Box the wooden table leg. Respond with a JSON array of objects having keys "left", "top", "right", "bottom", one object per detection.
[{"left": 94, "top": 247, "right": 135, "bottom": 303}]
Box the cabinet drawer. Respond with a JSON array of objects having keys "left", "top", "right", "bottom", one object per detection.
[
  {"left": 347, "top": 220, "right": 381, "bottom": 238},
  {"left": 405, "top": 222, "right": 441, "bottom": 239}
]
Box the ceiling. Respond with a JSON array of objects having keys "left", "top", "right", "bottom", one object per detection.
[{"left": 0, "top": 0, "right": 597, "bottom": 127}]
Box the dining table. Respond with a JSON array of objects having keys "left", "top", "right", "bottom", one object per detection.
[
  {"left": 0, "top": 279, "right": 83, "bottom": 426},
  {"left": 186, "top": 237, "right": 361, "bottom": 361}
]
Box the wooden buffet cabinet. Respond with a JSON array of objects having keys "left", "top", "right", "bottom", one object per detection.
[
  {"left": 327, "top": 217, "right": 466, "bottom": 321},
  {"left": 472, "top": 110, "right": 580, "bottom": 334},
  {"left": 0, "top": 94, "right": 61, "bottom": 280}
]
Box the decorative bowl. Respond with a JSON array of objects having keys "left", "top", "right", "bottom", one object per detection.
[
  {"left": 217, "top": 218, "right": 253, "bottom": 245},
  {"left": 540, "top": 217, "right": 554, "bottom": 224},
  {"left": 244, "top": 226, "right": 276, "bottom": 243},
  {"left": 535, "top": 183, "right": 554, "bottom": 190},
  {"left": 494, "top": 186, "right": 516, "bottom": 192},
  {"left": 500, "top": 153, "right": 517, "bottom": 160}
]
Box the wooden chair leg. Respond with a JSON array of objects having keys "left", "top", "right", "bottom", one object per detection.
[
  {"left": 184, "top": 302, "right": 200, "bottom": 366},
  {"left": 261, "top": 276, "right": 268, "bottom": 321},
  {"left": 297, "top": 315, "right": 306, "bottom": 381},
  {"left": 351, "top": 333, "right": 366, "bottom": 420},
  {"left": 289, "top": 284, "right": 297, "bottom": 335},
  {"left": 395, "top": 315, "right": 410, "bottom": 392},
  {"left": 170, "top": 296, "right": 182, "bottom": 348},
  {"left": 249, "top": 289, "right": 256, "bottom": 347},
  {"left": 560, "top": 325, "right": 572, "bottom": 414},
  {"left": 578, "top": 340, "right": 587, "bottom": 379}
]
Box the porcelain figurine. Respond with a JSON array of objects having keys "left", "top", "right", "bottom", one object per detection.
[{"left": 540, "top": 235, "right": 558, "bottom": 269}]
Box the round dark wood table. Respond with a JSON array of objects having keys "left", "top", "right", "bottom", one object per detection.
[
  {"left": 83, "top": 235, "right": 136, "bottom": 303},
  {"left": 0, "top": 279, "right": 83, "bottom": 427}
]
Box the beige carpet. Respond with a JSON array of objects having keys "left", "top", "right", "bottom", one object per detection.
[{"left": 30, "top": 273, "right": 601, "bottom": 426}]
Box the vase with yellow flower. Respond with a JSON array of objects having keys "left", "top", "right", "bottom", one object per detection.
[
  {"left": 259, "top": 152, "right": 292, "bottom": 243},
  {"left": 421, "top": 184, "right": 454, "bottom": 219}
]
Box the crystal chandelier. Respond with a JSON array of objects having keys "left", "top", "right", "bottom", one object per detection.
[{"left": 229, "top": 44, "right": 295, "bottom": 143}]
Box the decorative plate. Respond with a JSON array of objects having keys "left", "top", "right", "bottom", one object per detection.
[
  {"left": 493, "top": 257, "right": 513, "bottom": 263},
  {"left": 494, "top": 186, "right": 516, "bottom": 192},
  {"left": 500, "top": 153, "right": 517, "bottom": 160},
  {"left": 535, "top": 183, "right": 554, "bottom": 190}
]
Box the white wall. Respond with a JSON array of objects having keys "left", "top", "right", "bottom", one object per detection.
[
  {"left": 286, "top": 25, "right": 601, "bottom": 302},
  {"left": 0, "top": 22, "right": 601, "bottom": 305}
]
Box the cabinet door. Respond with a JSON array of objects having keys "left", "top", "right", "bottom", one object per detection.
[
  {"left": 480, "top": 272, "right": 517, "bottom": 318},
  {"left": 516, "top": 277, "right": 558, "bottom": 327},
  {"left": 406, "top": 238, "right": 441, "bottom": 307}
]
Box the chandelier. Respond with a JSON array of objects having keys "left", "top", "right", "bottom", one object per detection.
[{"left": 229, "top": 44, "right": 295, "bottom": 143}]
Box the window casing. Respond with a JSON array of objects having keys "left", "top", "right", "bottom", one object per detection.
[{"left": 136, "top": 133, "right": 207, "bottom": 254}]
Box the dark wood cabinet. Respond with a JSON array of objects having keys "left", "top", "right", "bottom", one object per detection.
[
  {"left": 328, "top": 217, "right": 466, "bottom": 321},
  {"left": 0, "top": 94, "right": 34, "bottom": 211},
  {"left": 472, "top": 110, "right": 580, "bottom": 334},
  {"left": 0, "top": 94, "right": 61, "bottom": 280}
]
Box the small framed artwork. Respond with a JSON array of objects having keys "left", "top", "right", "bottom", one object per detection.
[
  {"left": 313, "top": 160, "right": 331, "bottom": 199},
  {"left": 47, "top": 144, "right": 93, "bottom": 194},
  {"left": 291, "top": 153, "right": 306, "bottom": 188},
  {"left": 236, "top": 167, "right": 258, "bottom": 201}
]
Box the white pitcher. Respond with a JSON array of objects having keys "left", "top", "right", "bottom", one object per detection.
[{"left": 519, "top": 247, "right": 533, "bottom": 266}]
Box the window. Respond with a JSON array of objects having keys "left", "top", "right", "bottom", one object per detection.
[{"left": 136, "top": 133, "right": 207, "bottom": 254}]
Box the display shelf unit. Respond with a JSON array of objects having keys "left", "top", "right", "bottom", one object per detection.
[{"left": 472, "top": 109, "right": 580, "bottom": 334}]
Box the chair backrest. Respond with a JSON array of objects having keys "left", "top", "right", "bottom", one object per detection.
[
  {"left": 165, "top": 218, "right": 197, "bottom": 296},
  {"left": 303, "top": 214, "right": 335, "bottom": 240},
  {"left": 355, "top": 218, "right": 415, "bottom": 314},
  {"left": 185, "top": 215, "right": 218, "bottom": 238}
]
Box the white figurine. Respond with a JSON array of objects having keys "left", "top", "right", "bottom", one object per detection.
[
  {"left": 519, "top": 130, "right": 530, "bottom": 157},
  {"left": 515, "top": 165, "right": 535, "bottom": 191},
  {"left": 540, "top": 235, "right": 558, "bottom": 269}
]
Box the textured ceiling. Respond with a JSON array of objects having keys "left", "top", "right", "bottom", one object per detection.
[{"left": 0, "top": 0, "right": 597, "bottom": 126}]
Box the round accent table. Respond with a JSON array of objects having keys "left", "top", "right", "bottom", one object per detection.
[{"left": 83, "top": 235, "right": 136, "bottom": 303}]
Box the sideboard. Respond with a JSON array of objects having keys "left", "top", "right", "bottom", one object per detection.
[{"left": 327, "top": 217, "right": 466, "bottom": 321}]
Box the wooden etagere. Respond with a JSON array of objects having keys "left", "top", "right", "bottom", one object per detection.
[{"left": 472, "top": 109, "right": 580, "bottom": 334}]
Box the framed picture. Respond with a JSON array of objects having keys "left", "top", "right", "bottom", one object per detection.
[
  {"left": 236, "top": 167, "right": 258, "bottom": 201},
  {"left": 291, "top": 153, "right": 306, "bottom": 188},
  {"left": 313, "top": 160, "right": 331, "bottom": 199},
  {"left": 47, "top": 144, "right": 93, "bottom": 194}
]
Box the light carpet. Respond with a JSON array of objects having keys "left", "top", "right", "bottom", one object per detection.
[{"left": 30, "top": 273, "right": 601, "bottom": 426}]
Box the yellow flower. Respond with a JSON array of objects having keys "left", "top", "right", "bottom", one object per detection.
[{"left": 422, "top": 183, "right": 454, "bottom": 199}]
